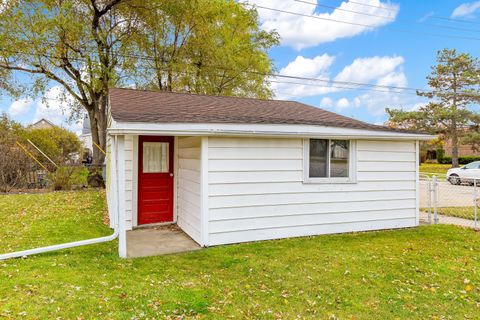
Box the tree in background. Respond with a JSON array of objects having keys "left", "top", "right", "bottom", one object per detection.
[
  {"left": 0, "top": 114, "right": 31, "bottom": 192},
  {"left": 0, "top": 0, "right": 137, "bottom": 166},
  {"left": 0, "top": 0, "right": 278, "bottom": 168},
  {"left": 462, "top": 113, "right": 480, "bottom": 153},
  {"left": 386, "top": 49, "right": 480, "bottom": 167},
  {"left": 0, "top": 114, "right": 86, "bottom": 192},
  {"left": 131, "top": 0, "right": 279, "bottom": 98},
  {"left": 21, "top": 127, "right": 82, "bottom": 167}
]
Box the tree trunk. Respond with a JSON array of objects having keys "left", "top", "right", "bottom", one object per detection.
[
  {"left": 86, "top": 99, "right": 107, "bottom": 188},
  {"left": 88, "top": 103, "right": 107, "bottom": 167},
  {"left": 451, "top": 129, "right": 459, "bottom": 168},
  {"left": 451, "top": 72, "right": 459, "bottom": 168}
]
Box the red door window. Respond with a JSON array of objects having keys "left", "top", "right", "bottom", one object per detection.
[{"left": 138, "top": 136, "right": 174, "bottom": 225}]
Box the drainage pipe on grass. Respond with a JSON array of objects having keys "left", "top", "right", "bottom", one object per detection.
[{"left": 0, "top": 231, "right": 119, "bottom": 260}]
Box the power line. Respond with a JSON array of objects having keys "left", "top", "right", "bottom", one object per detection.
[
  {"left": 241, "top": 2, "right": 480, "bottom": 41},
  {"left": 3, "top": 47, "right": 416, "bottom": 92},
  {"left": 294, "top": 0, "right": 480, "bottom": 33},
  {"left": 340, "top": 0, "right": 398, "bottom": 12},
  {"left": 319, "top": 0, "right": 480, "bottom": 26},
  {"left": 269, "top": 79, "right": 420, "bottom": 96},
  {"left": 346, "top": 0, "right": 480, "bottom": 26},
  {"left": 430, "top": 15, "right": 480, "bottom": 26},
  {"left": 3, "top": 43, "right": 480, "bottom": 98},
  {"left": 294, "top": 0, "right": 395, "bottom": 20},
  {"left": 134, "top": 61, "right": 424, "bottom": 93}
]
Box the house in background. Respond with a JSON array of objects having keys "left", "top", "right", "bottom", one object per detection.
[
  {"left": 423, "top": 138, "right": 478, "bottom": 162},
  {"left": 443, "top": 138, "right": 478, "bottom": 157},
  {"left": 29, "top": 118, "right": 56, "bottom": 130},
  {"left": 422, "top": 126, "right": 479, "bottom": 162},
  {"left": 106, "top": 88, "right": 431, "bottom": 258}
]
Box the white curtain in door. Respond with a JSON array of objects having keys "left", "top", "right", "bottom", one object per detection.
[{"left": 143, "top": 142, "right": 168, "bottom": 173}]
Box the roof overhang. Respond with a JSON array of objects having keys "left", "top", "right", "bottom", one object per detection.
[{"left": 108, "top": 120, "right": 433, "bottom": 141}]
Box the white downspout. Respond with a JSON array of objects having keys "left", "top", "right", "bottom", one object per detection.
[
  {"left": 0, "top": 232, "right": 119, "bottom": 260},
  {"left": 0, "top": 134, "right": 123, "bottom": 261},
  {"left": 116, "top": 135, "right": 127, "bottom": 257}
]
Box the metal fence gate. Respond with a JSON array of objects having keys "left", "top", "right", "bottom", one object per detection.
[{"left": 420, "top": 174, "right": 480, "bottom": 229}]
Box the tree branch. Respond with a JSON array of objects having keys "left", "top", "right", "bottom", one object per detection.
[{"left": 0, "top": 61, "right": 88, "bottom": 108}]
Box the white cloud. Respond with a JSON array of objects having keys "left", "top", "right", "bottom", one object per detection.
[
  {"left": 451, "top": 1, "right": 480, "bottom": 18},
  {"left": 418, "top": 11, "right": 434, "bottom": 23},
  {"left": 344, "top": 91, "right": 427, "bottom": 118},
  {"left": 274, "top": 54, "right": 408, "bottom": 108},
  {"left": 281, "top": 55, "right": 335, "bottom": 78},
  {"left": 272, "top": 53, "right": 338, "bottom": 99},
  {"left": 376, "top": 71, "right": 407, "bottom": 88},
  {"left": 8, "top": 98, "right": 33, "bottom": 116},
  {"left": 336, "top": 97, "right": 350, "bottom": 110},
  {"left": 320, "top": 97, "right": 333, "bottom": 108},
  {"left": 331, "top": 55, "right": 409, "bottom": 116},
  {"left": 246, "top": 0, "right": 399, "bottom": 50},
  {"left": 335, "top": 56, "right": 405, "bottom": 84}
]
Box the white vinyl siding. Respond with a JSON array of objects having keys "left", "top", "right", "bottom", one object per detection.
[
  {"left": 176, "top": 136, "right": 202, "bottom": 243},
  {"left": 124, "top": 135, "right": 134, "bottom": 230},
  {"left": 206, "top": 137, "right": 417, "bottom": 246}
]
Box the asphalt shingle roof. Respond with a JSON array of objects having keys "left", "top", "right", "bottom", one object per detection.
[{"left": 109, "top": 88, "right": 413, "bottom": 133}]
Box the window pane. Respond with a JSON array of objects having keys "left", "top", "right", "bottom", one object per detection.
[
  {"left": 330, "top": 140, "right": 349, "bottom": 177},
  {"left": 143, "top": 142, "right": 169, "bottom": 173},
  {"left": 309, "top": 139, "right": 328, "bottom": 178}
]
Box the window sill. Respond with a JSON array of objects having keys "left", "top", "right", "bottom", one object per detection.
[{"left": 302, "top": 178, "right": 357, "bottom": 184}]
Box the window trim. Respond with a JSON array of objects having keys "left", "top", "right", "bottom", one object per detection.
[{"left": 303, "top": 138, "right": 357, "bottom": 184}]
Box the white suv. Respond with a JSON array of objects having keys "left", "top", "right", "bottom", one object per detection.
[{"left": 447, "top": 161, "right": 480, "bottom": 185}]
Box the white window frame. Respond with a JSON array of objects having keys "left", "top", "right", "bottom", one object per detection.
[{"left": 303, "top": 138, "right": 357, "bottom": 184}]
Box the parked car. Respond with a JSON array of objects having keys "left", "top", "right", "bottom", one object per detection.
[{"left": 447, "top": 161, "right": 480, "bottom": 185}]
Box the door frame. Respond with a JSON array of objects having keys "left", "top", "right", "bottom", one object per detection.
[{"left": 135, "top": 135, "right": 177, "bottom": 227}]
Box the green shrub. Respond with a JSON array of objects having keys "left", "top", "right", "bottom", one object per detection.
[
  {"left": 459, "top": 156, "right": 480, "bottom": 164},
  {"left": 438, "top": 156, "right": 480, "bottom": 165},
  {"left": 436, "top": 149, "right": 445, "bottom": 161},
  {"left": 49, "top": 166, "right": 89, "bottom": 190},
  {"left": 21, "top": 127, "right": 82, "bottom": 166},
  {"left": 70, "top": 167, "right": 89, "bottom": 187}
]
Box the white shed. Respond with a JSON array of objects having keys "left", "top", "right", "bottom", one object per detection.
[{"left": 106, "top": 88, "right": 431, "bottom": 257}]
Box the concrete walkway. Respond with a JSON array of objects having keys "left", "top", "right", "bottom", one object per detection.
[
  {"left": 126, "top": 225, "right": 201, "bottom": 258},
  {"left": 420, "top": 212, "right": 478, "bottom": 229}
]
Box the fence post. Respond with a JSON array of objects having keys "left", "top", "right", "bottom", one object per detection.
[
  {"left": 428, "top": 177, "right": 432, "bottom": 224},
  {"left": 474, "top": 178, "right": 478, "bottom": 230},
  {"left": 433, "top": 175, "right": 438, "bottom": 224}
]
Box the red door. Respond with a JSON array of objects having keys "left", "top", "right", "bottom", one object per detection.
[{"left": 138, "top": 136, "right": 174, "bottom": 225}]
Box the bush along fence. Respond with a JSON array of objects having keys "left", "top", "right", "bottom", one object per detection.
[
  {"left": 436, "top": 149, "right": 480, "bottom": 165},
  {"left": 420, "top": 173, "right": 480, "bottom": 229},
  {"left": 1, "top": 139, "right": 105, "bottom": 193}
]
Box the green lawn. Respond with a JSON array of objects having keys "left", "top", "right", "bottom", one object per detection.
[
  {"left": 419, "top": 163, "right": 451, "bottom": 177},
  {"left": 1, "top": 191, "right": 480, "bottom": 319},
  {"left": 435, "top": 207, "right": 478, "bottom": 221}
]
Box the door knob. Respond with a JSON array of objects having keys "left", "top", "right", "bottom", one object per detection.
[{"left": 170, "top": 173, "right": 174, "bottom": 177}]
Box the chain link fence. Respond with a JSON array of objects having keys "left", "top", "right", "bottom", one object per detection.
[{"left": 420, "top": 173, "right": 479, "bottom": 229}]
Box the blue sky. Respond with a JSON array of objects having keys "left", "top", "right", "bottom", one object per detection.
[{"left": 1, "top": 0, "right": 480, "bottom": 132}]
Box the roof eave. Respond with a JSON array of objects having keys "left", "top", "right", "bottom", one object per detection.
[{"left": 107, "top": 121, "right": 433, "bottom": 141}]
